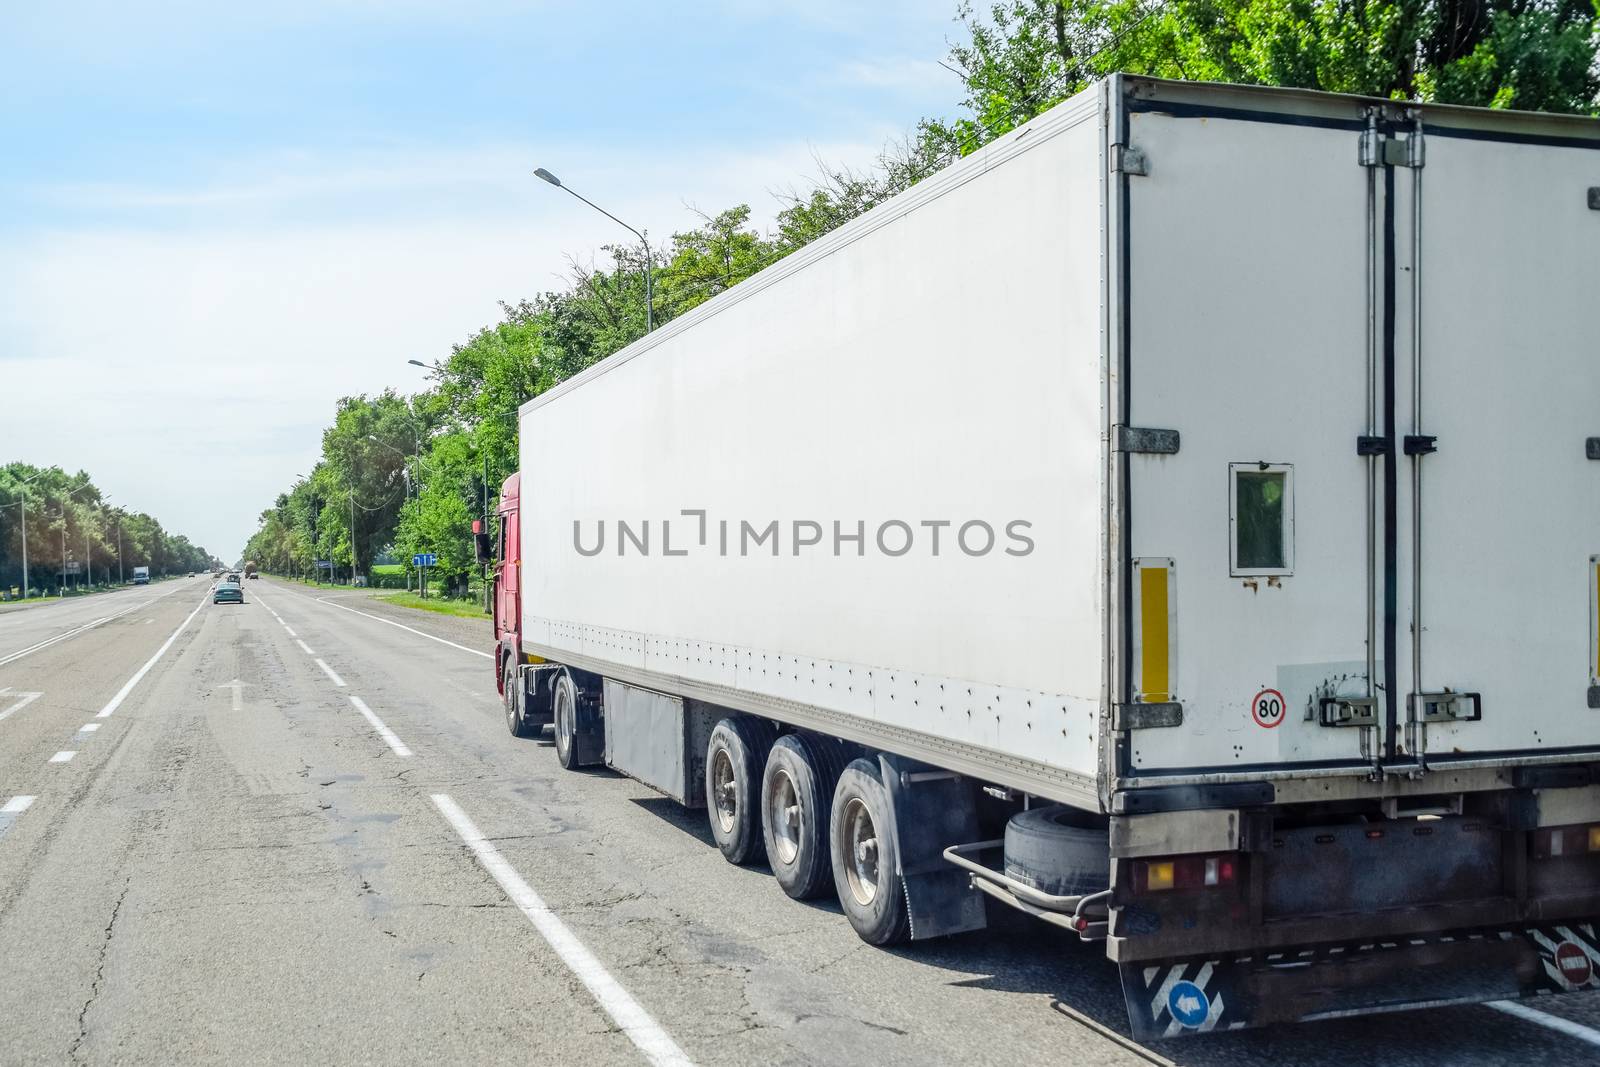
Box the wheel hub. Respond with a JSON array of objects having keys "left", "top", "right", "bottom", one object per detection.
[
  {"left": 842, "top": 797, "right": 879, "bottom": 906},
  {"left": 711, "top": 749, "right": 737, "bottom": 834},
  {"left": 767, "top": 769, "right": 801, "bottom": 865}
]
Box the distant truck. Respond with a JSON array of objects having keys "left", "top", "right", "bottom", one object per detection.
[
  {"left": 244, "top": 561, "right": 259, "bottom": 580},
  {"left": 132, "top": 566, "right": 150, "bottom": 586},
  {"left": 487, "top": 76, "right": 1600, "bottom": 1037}
]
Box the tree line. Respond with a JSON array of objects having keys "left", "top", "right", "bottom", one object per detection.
[
  {"left": 243, "top": 0, "right": 1599, "bottom": 595},
  {"left": 0, "top": 464, "right": 215, "bottom": 597}
]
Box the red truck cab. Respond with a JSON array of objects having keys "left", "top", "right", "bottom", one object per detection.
[{"left": 491, "top": 472, "right": 520, "bottom": 694}]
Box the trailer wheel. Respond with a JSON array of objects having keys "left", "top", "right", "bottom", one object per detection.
[
  {"left": 705, "top": 718, "right": 770, "bottom": 865},
  {"left": 761, "top": 733, "right": 839, "bottom": 900},
  {"left": 1002, "top": 804, "right": 1110, "bottom": 897},
  {"left": 829, "top": 758, "right": 909, "bottom": 945},
  {"left": 504, "top": 657, "right": 534, "bottom": 738}
]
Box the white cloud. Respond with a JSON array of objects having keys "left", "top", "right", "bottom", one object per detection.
[{"left": 0, "top": 134, "right": 903, "bottom": 555}]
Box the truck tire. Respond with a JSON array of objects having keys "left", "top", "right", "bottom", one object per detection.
[
  {"left": 829, "top": 758, "right": 910, "bottom": 945},
  {"left": 552, "top": 671, "right": 602, "bottom": 769},
  {"left": 761, "top": 733, "right": 840, "bottom": 900},
  {"left": 705, "top": 717, "right": 772, "bottom": 866},
  {"left": 1002, "top": 804, "right": 1110, "bottom": 897},
  {"left": 504, "top": 657, "right": 534, "bottom": 738}
]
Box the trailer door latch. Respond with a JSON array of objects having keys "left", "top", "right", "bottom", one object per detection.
[
  {"left": 1586, "top": 437, "right": 1600, "bottom": 460},
  {"left": 1113, "top": 426, "right": 1179, "bottom": 455},
  {"left": 1319, "top": 696, "right": 1379, "bottom": 727},
  {"left": 1411, "top": 691, "right": 1482, "bottom": 723},
  {"left": 1357, "top": 435, "right": 1386, "bottom": 456}
]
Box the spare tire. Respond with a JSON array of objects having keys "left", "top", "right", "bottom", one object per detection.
[{"left": 1003, "top": 804, "right": 1110, "bottom": 898}]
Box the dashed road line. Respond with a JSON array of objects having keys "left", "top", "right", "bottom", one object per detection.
[
  {"left": 49, "top": 751, "right": 76, "bottom": 764},
  {"left": 97, "top": 596, "right": 208, "bottom": 719},
  {"left": 296, "top": 639, "right": 317, "bottom": 656},
  {"left": 348, "top": 696, "right": 413, "bottom": 758},
  {"left": 0, "top": 796, "right": 36, "bottom": 841},
  {"left": 1487, "top": 1000, "right": 1600, "bottom": 1049},
  {"left": 431, "top": 794, "right": 692, "bottom": 1067},
  {"left": 315, "top": 659, "right": 347, "bottom": 688},
  {"left": 0, "top": 690, "right": 43, "bottom": 723},
  {"left": 0, "top": 583, "right": 193, "bottom": 666},
  {"left": 77, "top": 723, "right": 101, "bottom": 734},
  {"left": 284, "top": 625, "right": 297, "bottom": 638}
]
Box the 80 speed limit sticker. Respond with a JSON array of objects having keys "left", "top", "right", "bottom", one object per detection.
[{"left": 1251, "top": 689, "right": 1287, "bottom": 729}]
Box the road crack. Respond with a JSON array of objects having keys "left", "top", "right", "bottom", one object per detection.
[{"left": 69, "top": 878, "right": 131, "bottom": 1063}]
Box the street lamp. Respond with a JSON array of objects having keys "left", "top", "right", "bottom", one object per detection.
[
  {"left": 2, "top": 470, "right": 47, "bottom": 597},
  {"left": 534, "top": 167, "right": 654, "bottom": 332}
]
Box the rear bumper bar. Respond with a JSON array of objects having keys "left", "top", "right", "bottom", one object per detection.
[{"left": 1121, "top": 921, "right": 1600, "bottom": 1038}]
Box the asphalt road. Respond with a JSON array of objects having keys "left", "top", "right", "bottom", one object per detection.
[{"left": 1, "top": 574, "right": 1597, "bottom": 1065}]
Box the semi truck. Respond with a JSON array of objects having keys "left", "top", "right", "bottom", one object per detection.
[{"left": 486, "top": 75, "right": 1600, "bottom": 1037}]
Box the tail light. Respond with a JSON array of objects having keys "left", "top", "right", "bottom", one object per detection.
[
  {"left": 1532, "top": 823, "right": 1600, "bottom": 860},
  {"left": 1131, "top": 853, "right": 1240, "bottom": 894}
]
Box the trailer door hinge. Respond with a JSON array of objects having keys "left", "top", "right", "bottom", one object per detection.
[
  {"left": 1403, "top": 434, "right": 1437, "bottom": 456},
  {"left": 1588, "top": 187, "right": 1600, "bottom": 211},
  {"left": 1586, "top": 437, "right": 1600, "bottom": 460},
  {"left": 1112, "top": 144, "right": 1148, "bottom": 176},
  {"left": 1113, "top": 425, "right": 1179, "bottom": 455},
  {"left": 1114, "top": 702, "right": 1183, "bottom": 730}
]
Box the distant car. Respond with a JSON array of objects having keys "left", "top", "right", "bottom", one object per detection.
[
  {"left": 186, "top": 572, "right": 195, "bottom": 578},
  {"left": 213, "top": 582, "right": 244, "bottom": 605},
  {"left": 225, "top": 572, "right": 241, "bottom": 583},
  {"left": 247, "top": 572, "right": 259, "bottom": 579}
]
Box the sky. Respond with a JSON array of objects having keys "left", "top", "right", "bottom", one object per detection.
[{"left": 0, "top": 1, "right": 965, "bottom": 558}]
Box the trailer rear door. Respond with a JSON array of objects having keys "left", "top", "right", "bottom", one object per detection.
[
  {"left": 1403, "top": 124, "right": 1600, "bottom": 763},
  {"left": 1118, "top": 93, "right": 1382, "bottom": 775}
]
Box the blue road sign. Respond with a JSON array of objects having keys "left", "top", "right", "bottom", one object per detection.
[
  {"left": 315, "top": 560, "right": 332, "bottom": 570},
  {"left": 412, "top": 553, "right": 437, "bottom": 567}
]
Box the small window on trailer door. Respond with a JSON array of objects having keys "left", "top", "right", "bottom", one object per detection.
[{"left": 1230, "top": 463, "right": 1293, "bottom": 576}]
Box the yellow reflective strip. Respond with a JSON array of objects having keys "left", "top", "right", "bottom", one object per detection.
[{"left": 1140, "top": 566, "right": 1170, "bottom": 703}]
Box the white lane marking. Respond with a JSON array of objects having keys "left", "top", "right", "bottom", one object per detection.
[
  {"left": 49, "top": 751, "right": 76, "bottom": 763},
  {"left": 1487, "top": 1000, "right": 1600, "bottom": 1048},
  {"left": 296, "top": 639, "right": 317, "bottom": 656},
  {"left": 0, "top": 691, "right": 43, "bottom": 723},
  {"left": 348, "top": 695, "right": 413, "bottom": 758},
  {"left": 0, "top": 795, "right": 36, "bottom": 841},
  {"left": 315, "top": 659, "right": 347, "bottom": 688},
  {"left": 313, "top": 595, "right": 491, "bottom": 659},
  {"left": 97, "top": 596, "right": 209, "bottom": 719},
  {"left": 78, "top": 723, "right": 101, "bottom": 734},
  {"left": 430, "top": 794, "right": 692, "bottom": 1067},
  {"left": 283, "top": 625, "right": 297, "bottom": 638}
]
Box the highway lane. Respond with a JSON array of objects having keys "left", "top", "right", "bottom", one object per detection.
[
  {"left": 0, "top": 573, "right": 1596, "bottom": 1065},
  {"left": 0, "top": 578, "right": 204, "bottom": 667}
]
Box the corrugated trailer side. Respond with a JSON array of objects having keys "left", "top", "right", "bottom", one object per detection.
[{"left": 518, "top": 85, "right": 1110, "bottom": 807}]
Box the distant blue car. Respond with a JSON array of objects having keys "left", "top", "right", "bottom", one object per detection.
[{"left": 213, "top": 581, "right": 244, "bottom": 605}]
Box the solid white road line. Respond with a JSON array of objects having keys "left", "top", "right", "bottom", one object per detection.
[
  {"left": 97, "top": 596, "right": 208, "bottom": 719},
  {"left": 1487, "top": 1000, "right": 1600, "bottom": 1049},
  {"left": 430, "top": 794, "right": 692, "bottom": 1067},
  {"left": 49, "top": 751, "right": 76, "bottom": 763},
  {"left": 312, "top": 594, "right": 492, "bottom": 659},
  {"left": 348, "top": 695, "right": 413, "bottom": 758},
  {"left": 0, "top": 690, "right": 43, "bottom": 723},
  {"left": 0, "top": 795, "right": 36, "bottom": 841},
  {"left": 315, "top": 659, "right": 347, "bottom": 688},
  {"left": 296, "top": 639, "right": 316, "bottom": 656},
  {"left": 0, "top": 582, "right": 193, "bottom": 665}
]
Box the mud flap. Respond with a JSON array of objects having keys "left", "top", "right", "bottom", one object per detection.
[
  {"left": 1119, "top": 923, "right": 1600, "bottom": 1039},
  {"left": 878, "top": 754, "right": 987, "bottom": 940}
]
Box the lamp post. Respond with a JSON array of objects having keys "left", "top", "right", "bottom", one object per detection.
[
  {"left": 4, "top": 470, "right": 47, "bottom": 597},
  {"left": 533, "top": 167, "right": 653, "bottom": 332}
]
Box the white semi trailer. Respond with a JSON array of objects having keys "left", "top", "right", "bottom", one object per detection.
[{"left": 488, "top": 75, "right": 1600, "bottom": 1037}]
